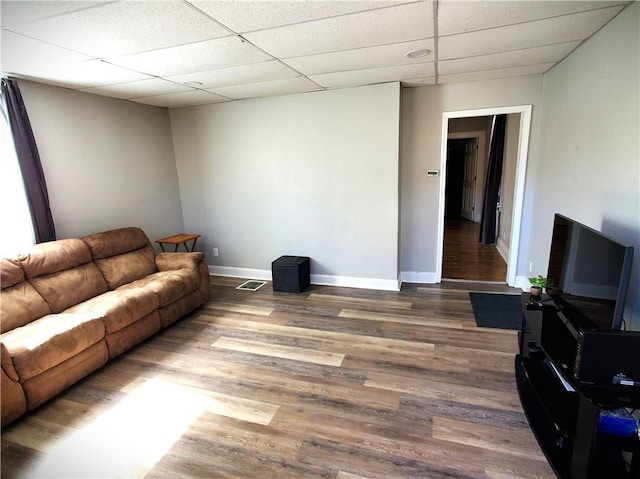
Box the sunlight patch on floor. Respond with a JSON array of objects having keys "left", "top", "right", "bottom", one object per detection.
[{"left": 21, "top": 377, "right": 211, "bottom": 478}]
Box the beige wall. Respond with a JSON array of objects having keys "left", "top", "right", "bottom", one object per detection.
[
  {"left": 400, "top": 76, "right": 544, "bottom": 280},
  {"left": 170, "top": 83, "right": 401, "bottom": 289},
  {"left": 531, "top": 2, "right": 639, "bottom": 328},
  {"left": 19, "top": 80, "right": 184, "bottom": 245}
]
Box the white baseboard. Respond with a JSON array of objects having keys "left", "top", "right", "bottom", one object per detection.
[
  {"left": 496, "top": 237, "right": 509, "bottom": 263},
  {"left": 209, "top": 266, "right": 271, "bottom": 281},
  {"left": 311, "top": 274, "right": 401, "bottom": 291},
  {"left": 399, "top": 271, "right": 438, "bottom": 284},
  {"left": 208, "top": 266, "right": 402, "bottom": 291}
]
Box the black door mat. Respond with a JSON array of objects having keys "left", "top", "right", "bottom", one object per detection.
[{"left": 469, "top": 292, "right": 522, "bottom": 330}]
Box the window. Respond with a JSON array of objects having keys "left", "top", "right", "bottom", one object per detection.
[{"left": 0, "top": 91, "right": 35, "bottom": 256}]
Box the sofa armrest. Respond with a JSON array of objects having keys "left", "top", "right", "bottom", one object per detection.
[
  {"left": 155, "top": 252, "right": 205, "bottom": 272},
  {"left": 1, "top": 340, "right": 19, "bottom": 382},
  {"left": 1, "top": 367, "right": 26, "bottom": 426}
]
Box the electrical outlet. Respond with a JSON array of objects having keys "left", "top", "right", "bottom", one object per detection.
[
  {"left": 213, "top": 248, "right": 219, "bottom": 257},
  {"left": 528, "top": 261, "right": 533, "bottom": 273}
]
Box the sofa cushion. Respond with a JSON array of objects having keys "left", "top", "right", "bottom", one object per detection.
[
  {"left": 118, "top": 269, "right": 200, "bottom": 307},
  {"left": 67, "top": 288, "right": 159, "bottom": 333},
  {"left": 20, "top": 238, "right": 93, "bottom": 277},
  {"left": 82, "top": 227, "right": 151, "bottom": 259},
  {"left": 1, "top": 259, "right": 51, "bottom": 333},
  {"left": 1, "top": 312, "right": 105, "bottom": 381},
  {"left": 94, "top": 248, "right": 157, "bottom": 290},
  {"left": 0, "top": 257, "right": 25, "bottom": 288},
  {"left": 18, "top": 239, "right": 109, "bottom": 313},
  {"left": 82, "top": 227, "right": 157, "bottom": 289}
]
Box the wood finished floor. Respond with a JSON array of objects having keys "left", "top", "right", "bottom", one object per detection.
[
  {"left": 1, "top": 278, "right": 555, "bottom": 479},
  {"left": 443, "top": 219, "right": 508, "bottom": 283}
]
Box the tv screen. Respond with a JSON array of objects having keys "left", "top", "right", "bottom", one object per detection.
[{"left": 546, "top": 214, "right": 634, "bottom": 331}]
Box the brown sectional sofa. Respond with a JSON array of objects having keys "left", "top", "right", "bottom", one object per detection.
[{"left": 0, "top": 227, "right": 210, "bottom": 426}]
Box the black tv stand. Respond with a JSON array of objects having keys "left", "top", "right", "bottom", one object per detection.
[{"left": 516, "top": 293, "right": 639, "bottom": 478}]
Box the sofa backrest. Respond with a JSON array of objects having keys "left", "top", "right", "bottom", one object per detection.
[
  {"left": 0, "top": 258, "right": 51, "bottom": 333},
  {"left": 18, "top": 239, "right": 109, "bottom": 314},
  {"left": 82, "top": 227, "right": 157, "bottom": 290}
]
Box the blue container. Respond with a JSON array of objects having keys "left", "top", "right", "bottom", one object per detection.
[{"left": 599, "top": 408, "right": 638, "bottom": 437}]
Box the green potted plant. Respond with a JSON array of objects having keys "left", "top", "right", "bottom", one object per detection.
[{"left": 529, "top": 275, "right": 554, "bottom": 297}]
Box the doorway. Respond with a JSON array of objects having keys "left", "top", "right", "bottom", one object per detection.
[
  {"left": 436, "top": 106, "right": 533, "bottom": 287},
  {"left": 443, "top": 132, "right": 507, "bottom": 282}
]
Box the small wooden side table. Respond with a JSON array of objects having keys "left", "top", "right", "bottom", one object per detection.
[{"left": 156, "top": 233, "right": 201, "bottom": 252}]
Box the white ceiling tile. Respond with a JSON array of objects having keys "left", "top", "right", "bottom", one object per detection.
[
  {"left": 2, "top": 30, "right": 91, "bottom": 72},
  {"left": 42, "top": 59, "right": 152, "bottom": 89},
  {"left": 166, "top": 61, "right": 300, "bottom": 89},
  {"left": 0, "top": 0, "right": 628, "bottom": 105},
  {"left": 439, "top": 6, "right": 626, "bottom": 60},
  {"left": 79, "top": 78, "right": 194, "bottom": 100},
  {"left": 190, "top": 0, "right": 405, "bottom": 33},
  {"left": 6, "top": 1, "right": 231, "bottom": 57},
  {"left": 438, "top": 0, "right": 628, "bottom": 35},
  {"left": 1, "top": 31, "right": 149, "bottom": 88},
  {"left": 438, "top": 41, "right": 581, "bottom": 75},
  {"left": 106, "top": 36, "right": 272, "bottom": 77},
  {"left": 243, "top": 2, "right": 433, "bottom": 58},
  {"left": 132, "top": 90, "right": 229, "bottom": 108},
  {"left": 438, "top": 63, "right": 555, "bottom": 83},
  {"left": 208, "top": 76, "right": 321, "bottom": 100},
  {"left": 283, "top": 39, "right": 434, "bottom": 75},
  {"left": 310, "top": 63, "right": 434, "bottom": 89},
  {"left": 1, "top": 1, "right": 109, "bottom": 27}
]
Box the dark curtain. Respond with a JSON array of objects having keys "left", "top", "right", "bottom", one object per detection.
[
  {"left": 1, "top": 78, "right": 56, "bottom": 243},
  {"left": 478, "top": 114, "right": 507, "bottom": 244}
]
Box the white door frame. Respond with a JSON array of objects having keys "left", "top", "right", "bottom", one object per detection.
[{"left": 436, "top": 105, "right": 533, "bottom": 286}]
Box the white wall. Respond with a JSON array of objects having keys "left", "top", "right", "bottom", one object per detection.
[
  {"left": 170, "top": 83, "right": 401, "bottom": 290},
  {"left": 400, "top": 76, "right": 544, "bottom": 281},
  {"left": 19, "top": 81, "right": 185, "bottom": 244},
  {"left": 530, "top": 2, "right": 640, "bottom": 329}
]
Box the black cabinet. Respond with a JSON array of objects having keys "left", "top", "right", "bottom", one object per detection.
[{"left": 516, "top": 293, "right": 639, "bottom": 478}]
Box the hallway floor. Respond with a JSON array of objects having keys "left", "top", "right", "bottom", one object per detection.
[{"left": 443, "top": 218, "right": 508, "bottom": 282}]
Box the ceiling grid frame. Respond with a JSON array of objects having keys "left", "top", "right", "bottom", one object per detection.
[{"left": 0, "top": 0, "right": 632, "bottom": 107}]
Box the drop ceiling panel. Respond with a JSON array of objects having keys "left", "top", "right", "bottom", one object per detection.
[
  {"left": 438, "top": 0, "right": 627, "bottom": 35},
  {"left": 1, "top": 0, "right": 631, "bottom": 108},
  {"left": 80, "top": 78, "right": 195, "bottom": 100},
  {"left": 167, "top": 61, "right": 300, "bottom": 89},
  {"left": 243, "top": 2, "right": 433, "bottom": 58},
  {"left": 1, "top": 1, "right": 109, "bottom": 27},
  {"left": 190, "top": 0, "right": 404, "bottom": 33},
  {"left": 310, "top": 63, "right": 435, "bottom": 89},
  {"left": 208, "top": 76, "right": 321, "bottom": 100},
  {"left": 2, "top": 31, "right": 150, "bottom": 88},
  {"left": 106, "top": 36, "right": 272, "bottom": 77},
  {"left": 438, "top": 41, "right": 581, "bottom": 75},
  {"left": 2, "top": 30, "right": 91, "bottom": 71},
  {"left": 438, "top": 63, "right": 555, "bottom": 83},
  {"left": 283, "top": 39, "right": 434, "bottom": 75},
  {"left": 6, "top": 1, "right": 232, "bottom": 58},
  {"left": 132, "top": 90, "right": 229, "bottom": 108},
  {"left": 439, "top": 6, "right": 625, "bottom": 60}
]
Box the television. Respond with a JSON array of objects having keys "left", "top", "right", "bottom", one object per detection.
[{"left": 546, "top": 214, "right": 634, "bottom": 331}]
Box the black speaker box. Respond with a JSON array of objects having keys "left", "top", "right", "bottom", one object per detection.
[{"left": 574, "top": 329, "right": 640, "bottom": 405}]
